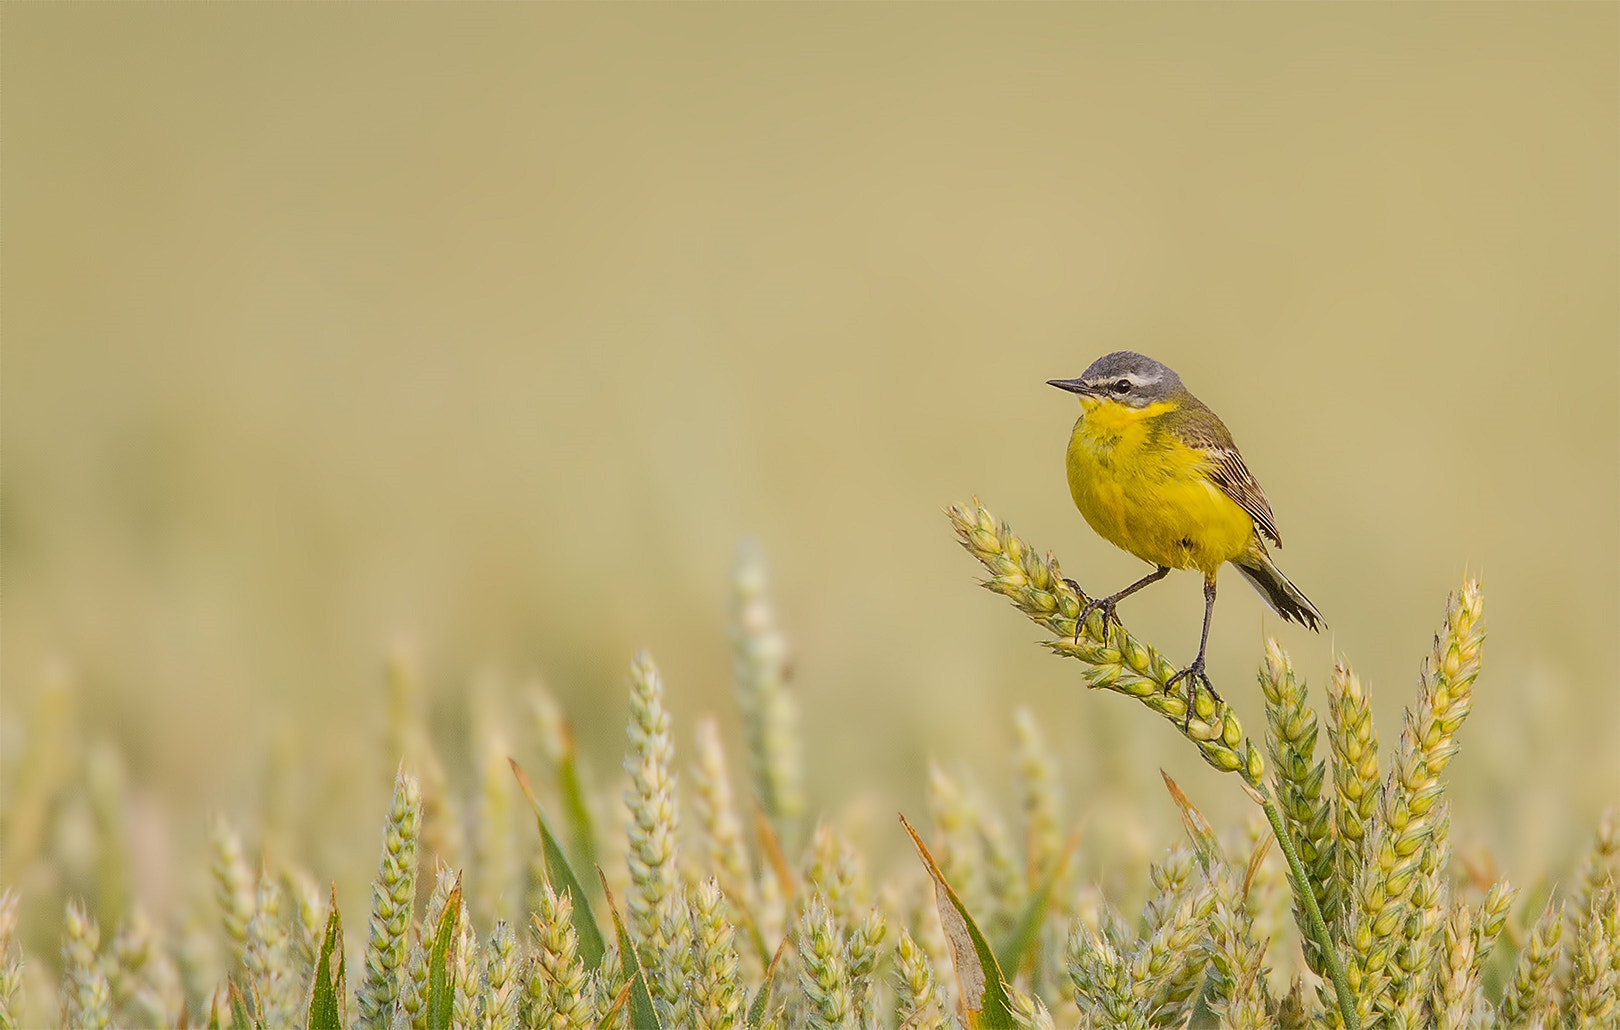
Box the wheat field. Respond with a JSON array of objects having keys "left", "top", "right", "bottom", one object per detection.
[{"left": 3, "top": 4, "right": 1617, "bottom": 1028}]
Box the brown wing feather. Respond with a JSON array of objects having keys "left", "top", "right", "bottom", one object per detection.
[
  {"left": 1206, "top": 446, "right": 1282, "bottom": 547},
  {"left": 1165, "top": 401, "right": 1284, "bottom": 548}
]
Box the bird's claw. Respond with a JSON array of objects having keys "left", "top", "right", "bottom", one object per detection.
[
  {"left": 1165, "top": 657, "right": 1221, "bottom": 730},
  {"left": 1064, "top": 578, "right": 1120, "bottom": 644},
  {"left": 1076, "top": 597, "right": 1120, "bottom": 641}
]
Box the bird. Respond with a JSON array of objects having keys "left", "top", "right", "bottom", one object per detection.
[{"left": 1048, "top": 351, "right": 1322, "bottom": 708}]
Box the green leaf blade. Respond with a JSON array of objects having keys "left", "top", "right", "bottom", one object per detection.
[
  {"left": 900, "top": 813, "right": 1017, "bottom": 1029},
  {"left": 306, "top": 884, "right": 346, "bottom": 1030},
  {"left": 426, "top": 879, "right": 462, "bottom": 1030},
  {"left": 745, "top": 934, "right": 790, "bottom": 1028},
  {"left": 511, "top": 757, "right": 608, "bottom": 971},
  {"left": 597, "top": 869, "right": 664, "bottom": 1030}
]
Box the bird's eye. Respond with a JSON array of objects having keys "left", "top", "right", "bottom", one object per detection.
[{"left": 1113, "top": 379, "right": 1131, "bottom": 394}]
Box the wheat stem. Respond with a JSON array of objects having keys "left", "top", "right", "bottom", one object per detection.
[
  {"left": 1260, "top": 640, "right": 1337, "bottom": 982},
  {"left": 1261, "top": 785, "right": 1360, "bottom": 1030},
  {"left": 732, "top": 541, "right": 805, "bottom": 841},
  {"left": 622, "top": 649, "right": 684, "bottom": 1006},
  {"left": 357, "top": 769, "right": 423, "bottom": 1029}
]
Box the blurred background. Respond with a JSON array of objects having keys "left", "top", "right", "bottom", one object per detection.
[{"left": 4, "top": 0, "right": 1616, "bottom": 957}]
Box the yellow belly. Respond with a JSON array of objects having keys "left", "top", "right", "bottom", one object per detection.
[{"left": 1065, "top": 411, "right": 1254, "bottom": 575}]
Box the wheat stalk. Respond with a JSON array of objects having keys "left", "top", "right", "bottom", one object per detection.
[
  {"left": 1340, "top": 579, "right": 1484, "bottom": 1028},
  {"left": 1499, "top": 896, "right": 1565, "bottom": 1025},
  {"left": 1384, "top": 817, "right": 1449, "bottom": 1030},
  {"left": 948, "top": 500, "right": 1265, "bottom": 784},
  {"left": 1326, "top": 660, "right": 1379, "bottom": 940},
  {"left": 798, "top": 894, "right": 853, "bottom": 1030},
  {"left": 13, "top": 512, "right": 1615, "bottom": 1030},
  {"left": 482, "top": 920, "right": 520, "bottom": 1030},
  {"left": 1067, "top": 918, "right": 1149, "bottom": 1030},
  {"left": 385, "top": 647, "right": 466, "bottom": 878},
  {"left": 1559, "top": 807, "right": 1618, "bottom": 1010},
  {"left": 689, "top": 877, "right": 746, "bottom": 1030},
  {"left": 950, "top": 498, "right": 1355, "bottom": 1027},
  {"left": 1565, "top": 883, "right": 1618, "bottom": 1026},
  {"left": 356, "top": 768, "right": 422, "bottom": 1029},
  {"left": 891, "top": 927, "right": 946, "bottom": 1030},
  {"left": 528, "top": 884, "right": 596, "bottom": 1030},
  {"left": 107, "top": 904, "right": 182, "bottom": 1029},
  {"left": 208, "top": 817, "right": 255, "bottom": 973},
  {"left": 59, "top": 900, "right": 110, "bottom": 1030},
  {"left": 733, "top": 540, "right": 805, "bottom": 840},
  {"left": 1260, "top": 640, "right": 1336, "bottom": 978},
  {"left": 473, "top": 716, "right": 517, "bottom": 930},
  {"left": 1202, "top": 845, "right": 1274, "bottom": 1030},
  {"left": 846, "top": 903, "right": 888, "bottom": 1029},
  {"left": 924, "top": 763, "right": 989, "bottom": 923},
  {"left": 1012, "top": 707, "right": 1064, "bottom": 891},
  {"left": 245, "top": 865, "right": 298, "bottom": 1026},
  {"left": 622, "top": 649, "right": 686, "bottom": 1017},
  {"left": 450, "top": 900, "right": 479, "bottom": 1030},
  {"left": 692, "top": 716, "right": 759, "bottom": 960}
]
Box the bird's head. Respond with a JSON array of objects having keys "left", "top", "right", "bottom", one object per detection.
[{"left": 1048, "top": 351, "right": 1183, "bottom": 411}]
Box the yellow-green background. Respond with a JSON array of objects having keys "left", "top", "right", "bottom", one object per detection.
[{"left": 4, "top": 2, "right": 1615, "bottom": 917}]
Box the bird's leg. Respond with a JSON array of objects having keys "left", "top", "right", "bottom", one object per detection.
[
  {"left": 1069, "top": 565, "right": 1170, "bottom": 643},
  {"left": 1166, "top": 575, "right": 1221, "bottom": 728}
]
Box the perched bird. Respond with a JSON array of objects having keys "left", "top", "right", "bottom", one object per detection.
[{"left": 1049, "top": 351, "right": 1322, "bottom": 704}]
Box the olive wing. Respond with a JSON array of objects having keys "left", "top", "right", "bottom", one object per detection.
[{"left": 1170, "top": 413, "right": 1283, "bottom": 548}]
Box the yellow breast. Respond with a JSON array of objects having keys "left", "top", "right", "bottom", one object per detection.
[{"left": 1064, "top": 399, "right": 1255, "bottom": 574}]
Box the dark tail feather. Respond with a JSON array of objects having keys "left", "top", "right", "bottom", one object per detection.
[{"left": 1235, "top": 552, "right": 1325, "bottom": 631}]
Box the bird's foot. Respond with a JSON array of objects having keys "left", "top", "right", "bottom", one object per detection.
[
  {"left": 1064, "top": 578, "right": 1121, "bottom": 643},
  {"left": 1165, "top": 656, "right": 1221, "bottom": 730}
]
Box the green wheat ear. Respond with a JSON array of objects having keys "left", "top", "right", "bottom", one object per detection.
[
  {"left": 892, "top": 927, "right": 948, "bottom": 1030},
  {"left": 732, "top": 540, "right": 805, "bottom": 842},
  {"left": 622, "top": 650, "right": 690, "bottom": 1025},
  {"left": 355, "top": 768, "right": 421, "bottom": 1029},
  {"left": 950, "top": 498, "right": 1368, "bottom": 1027},
  {"left": 689, "top": 877, "right": 746, "bottom": 1030},
  {"left": 17, "top": 500, "right": 1618, "bottom": 1030},
  {"left": 1260, "top": 640, "right": 1335, "bottom": 975},
  {"left": 208, "top": 818, "right": 255, "bottom": 973},
  {"left": 60, "top": 900, "right": 110, "bottom": 1030},
  {"left": 528, "top": 883, "right": 597, "bottom": 1029},
  {"left": 691, "top": 717, "right": 759, "bottom": 954},
  {"left": 1326, "top": 659, "right": 1379, "bottom": 940},
  {"left": 1499, "top": 895, "right": 1565, "bottom": 1025},
  {"left": 948, "top": 499, "right": 1266, "bottom": 784},
  {"left": 1341, "top": 578, "right": 1485, "bottom": 1025},
  {"left": 1560, "top": 808, "right": 1619, "bottom": 1006}
]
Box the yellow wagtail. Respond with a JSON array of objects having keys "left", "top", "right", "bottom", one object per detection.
[{"left": 1048, "top": 351, "right": 1322, "bottom": 705}]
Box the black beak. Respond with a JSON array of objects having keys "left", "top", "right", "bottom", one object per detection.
[{"left": 1047, "top": 378, "right": 1093, "bottom": 395}]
